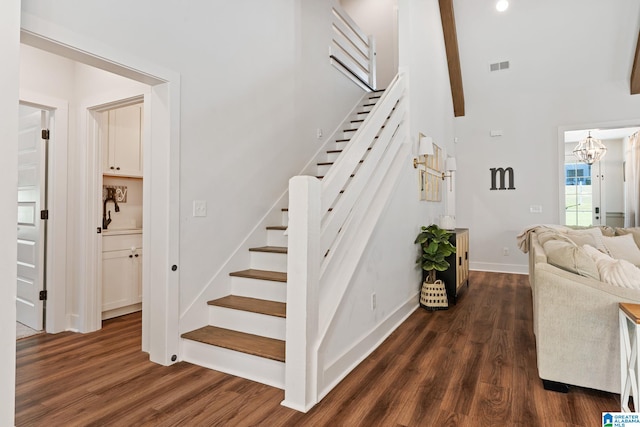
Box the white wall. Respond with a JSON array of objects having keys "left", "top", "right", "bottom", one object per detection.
[
  {"left": 453, "top": 0, "right": 640, "bottom": 273},
  {"left": 0, "top": 1, "right": 20, "bottom": 424},
  {"left": 340, "top": 0, "right": 398, "bottom": 89}
]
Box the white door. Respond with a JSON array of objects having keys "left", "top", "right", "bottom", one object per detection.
[
  {"left": 16, "top": 105, "right": 47, "bottom": 331},
  {"left": 564, "top": 157, "right": 605, "bottom": 227}
]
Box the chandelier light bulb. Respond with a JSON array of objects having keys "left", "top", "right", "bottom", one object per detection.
[{"left": 496, "top": 0, "right": 509, "bottom": 12}]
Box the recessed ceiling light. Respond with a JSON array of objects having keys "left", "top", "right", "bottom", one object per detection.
[{"left": 496, "top": 0, "right": 509, "bottom": 12}]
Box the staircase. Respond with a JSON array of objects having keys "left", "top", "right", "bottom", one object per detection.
[{"left": 180, "top": 90, "right": 385, "bottom": 389}]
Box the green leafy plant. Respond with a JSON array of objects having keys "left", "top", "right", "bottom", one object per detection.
[{"left": 414, "top": 224, "right": 456, "bottom": 283}]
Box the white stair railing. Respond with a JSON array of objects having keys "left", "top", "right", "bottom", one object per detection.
[
  {"left": 329, "top": 0, "right": 377, "bottom": 91},
  {"left": 284, "top": 74, "right": 406, "bottom": 411}
]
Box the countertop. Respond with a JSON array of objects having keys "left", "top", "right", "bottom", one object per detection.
[{"left": 102, "top": 228, "right": 142, "bottom": 236}]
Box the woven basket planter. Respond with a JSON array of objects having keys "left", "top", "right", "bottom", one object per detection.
[{"left": 420, "top": 279, "right": 448, "bottom": 310}]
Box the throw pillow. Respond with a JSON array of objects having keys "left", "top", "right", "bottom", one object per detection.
[
  {"left": 565, "top": 227, "right": 608, "bottom": 253},
  {"left": 543, "top": 239, "right": 600, "bottom": 280},
  {"left": 582, "top": 244, "right": 640, "bottom": 289},
  {"left": 616, "top": 228, "right": 640, "bottom": 248},
  {"left": 602, "top": 234, "right": 640, "bottom": 266}
]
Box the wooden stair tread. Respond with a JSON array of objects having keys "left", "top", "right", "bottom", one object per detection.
[
  {"left": 181, "top": 326, "right": 285, "bottom": 362},
  {"left": 248, "top": 246, "right": 287, "bottom": 254},
  {"left": 327, "top": 147, "right": 372, "bottom": 154},
  {"left": 229, "top": 269, "right": 287, "bottom": 283},
  {"left": 318, "top": 160, "right": 363, "bottom": 166},
  {"left": 266, "top": 225, "right": 287, "bottom": 230},
  {"left": 208, "top": 295, "right": 286, "bottom": 318},
  {"left": 317, "top": 174, "right": 355, "bottom": 179}
]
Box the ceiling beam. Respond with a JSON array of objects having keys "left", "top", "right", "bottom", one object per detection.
[
  {"left": 439, "top": 0, "right": 465, "bottom": 117},
  {"left": 632, "top": 30, "right": 640, "bottom": 95}
]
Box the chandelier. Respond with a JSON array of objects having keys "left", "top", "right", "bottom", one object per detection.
[{"left": 573, "top": 131, "right": 607, "bottom": 165}]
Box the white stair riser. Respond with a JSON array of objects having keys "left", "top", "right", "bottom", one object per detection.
[
  {"left": 231, "top": 276, "right": 287, "bottom": 302},
  {"left": 342, "top": 129, "right": 357, "bottom": 139},
  {"left": 346, "top": 121, "right": 361, "bottom": 130},
  {"left": 326, "top": 152, "right": 341, "bottom": 163},
  {"left": 267, "top": 229, "right": 288, "bottom": 247},
  {"left": 281, "top": 211, "right": 288, "bottom": 227},
  {"left": 317, "top": 163, "right": 332, "bottom": 177},
  {"left": 250, "top": 251, "right": 287, "bottom": 272},
  {"left": 328, "top": 141, "right": 349, "bottom": 151},
  {"left": 208, "top": 306, "right": 286, "bottom": 340},
  {"left": 181, "top": 339, "right": 285, "bottom": 389}
]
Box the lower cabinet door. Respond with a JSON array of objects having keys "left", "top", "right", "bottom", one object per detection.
[{"left": 102, "top": 249, "right": 142, "bottom": 312}]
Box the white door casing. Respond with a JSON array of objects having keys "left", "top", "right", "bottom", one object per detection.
[{"left": 21, "top": 28, "right": 181, "bottom": 365}]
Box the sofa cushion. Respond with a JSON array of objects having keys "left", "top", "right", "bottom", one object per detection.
[
  {"left": 543, "top": 239, "right": 600, "bottom": 280},
  {"left": 616, "top": 227, "right": 640, "bottom": 248},
  {"left": 565, "top": 227, "right": 608, "bottom": 253},
  {"left": 602, "top": 234, "right": 640, "bottom": 266},
  {"left": 582, "top": 244, "right": 640, "bottom": 289}
]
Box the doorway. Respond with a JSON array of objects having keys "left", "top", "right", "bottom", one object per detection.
[
  {"left": 94, "top": 99, "right": 145, "bottom": 322},
  {"left": 20, "top": 31, "right": 181, "bottom": 364},
  {"left": 559, "top": 124, "right": 640, "bottom": 227}
]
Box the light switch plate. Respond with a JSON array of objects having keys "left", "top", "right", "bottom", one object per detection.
[{"left": 193, "top": 200, "right": 207, "bottom": 217}]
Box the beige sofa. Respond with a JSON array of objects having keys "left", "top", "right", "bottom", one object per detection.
[{"left": 528, "top": 226, "right": 640, "bottom": 393}]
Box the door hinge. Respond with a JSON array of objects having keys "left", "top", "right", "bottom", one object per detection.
[
  {"left": 41, "top": 129, "right": 50, "bottom": 140},
  {"left": 40, "top": 210, "right": 49, "bottom": 220},
  {"left": 39, "top": 290, "right": 47, "bottom": 301}
]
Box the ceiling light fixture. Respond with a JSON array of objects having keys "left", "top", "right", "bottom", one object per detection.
[
  {"left": 496, "top": 0, "right": 509, "bottom": 12},
  {"left": 573, "top": 131, "right": 607, "bottom": 165}
]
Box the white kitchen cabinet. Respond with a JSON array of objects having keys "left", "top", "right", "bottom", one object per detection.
[
  {"left": 103, "top": 103, "right": 143, "bottom": 177},
  {"left": 102, "top": 232, "right": 142, "bottom": 320}
]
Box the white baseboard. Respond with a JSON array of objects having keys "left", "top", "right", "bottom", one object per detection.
[
  {"left": 470, "top": 262, "right": 528, "bottom": 275},
  {"left": 319, "top": 294, "right": 418, "bottom": 401}
]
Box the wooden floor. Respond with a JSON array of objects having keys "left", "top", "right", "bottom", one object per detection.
[{"left": 16, "top": 271, "right": 619, "bottom": 426}]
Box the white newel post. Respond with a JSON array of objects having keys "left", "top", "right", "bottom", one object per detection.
[
  {"left": 282, "top": 176, "right": 321, "bottom": 412},
  {"left": 368, "top": 36, "right": 377, "bottom": 91}
]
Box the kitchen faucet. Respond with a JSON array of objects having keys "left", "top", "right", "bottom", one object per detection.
[{"left": 102, "top": 187, "right": 120, "bottom": 230}]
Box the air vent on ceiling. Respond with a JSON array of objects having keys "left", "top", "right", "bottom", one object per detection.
[{"left": 490, "top": 61, "right": 510, "bottom": 72}]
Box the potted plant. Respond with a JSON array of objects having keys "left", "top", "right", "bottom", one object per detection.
[
  {"left": 415, "top": 224, "right": 456, "bottom": 310},
  {"left": 415, "top": 224, "right": 456, "bottom": 281}
]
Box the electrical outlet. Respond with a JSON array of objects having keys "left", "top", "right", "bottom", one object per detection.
[
  {"left": 193, "top": 200, "right": 207, "bottom": 217},
  {"left": 503, "top": 247, "right": 509, "bottom": 256},
  {"left": 371, "top": 293, "right": 377, "bottom": 310}
]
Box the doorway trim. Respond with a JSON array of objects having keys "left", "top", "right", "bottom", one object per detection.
[
  {"left": 557, "top": 118, "right": 640, "bottom": 226},
  {"left": 18, "top": 92, "right": 68, "bottom": 334},
  {"left": 20, "top": 29, "right": 181, "bottom": 365}
]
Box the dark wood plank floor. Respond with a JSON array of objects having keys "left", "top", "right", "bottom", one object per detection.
[{"left": 16, "top": 271, "right": 619, "bottom": 426}]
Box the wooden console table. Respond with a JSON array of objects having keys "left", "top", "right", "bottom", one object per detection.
[{"left": 436, "top": 228, "right": 469, "bottom": 305}]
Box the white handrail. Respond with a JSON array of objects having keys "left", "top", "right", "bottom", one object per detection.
[{"left": 285, "top": 74, "right": 406, "bottom": 411}]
